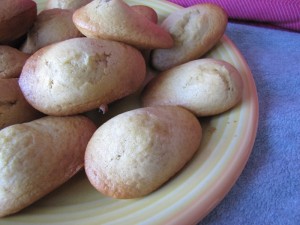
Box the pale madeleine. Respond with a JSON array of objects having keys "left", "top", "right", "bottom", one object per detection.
[
  {"left": 0, "top": 46, "right": 30, "bottom": 79},
  {"left": 72, "top": 0, "right": 173, "bottom": 49},
  {"left": 0, "top": 0, "right": 37, "bottom": 45},
  {"left": 0, "top": 79, "right": 41, "bottom": 130},
  {"left": 131, "top": 5, "right": 158, "bottom": 24},
  {"left": 85, "top": 106, "right": 202, "bottom": 199},
  {"left": 21, "top": 8, "right": 83, "bottom": 54},
  {"left": 0, "top": 115, "right": 96, "bottom": 217},
  {"left": 45, "top": 0, "right": 92, "bottom": 10},
  {"left": 151, "top": 4, "right": 227, "bottom": 71},
  {"left": 142, "top": 59, "right": 243, "bottom": 116},
  {"left": 19, "top": 37, "right": 146, "bottom": 116}
]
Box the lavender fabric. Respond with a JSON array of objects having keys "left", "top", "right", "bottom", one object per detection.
[
  {"left": 167, "top": 0, "right": 300, "bottom": 32},
  {"left": 192, "top": 22, "right": 300, "bottom": 225}
]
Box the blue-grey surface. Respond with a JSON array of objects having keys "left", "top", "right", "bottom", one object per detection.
[{"left": 198, "top": 23, "right": 300, "bottom": 225}]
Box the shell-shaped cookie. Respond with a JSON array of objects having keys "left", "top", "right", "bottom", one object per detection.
[
  {"left": 19, "top": 37, "right": 146, "bottom": 116},
  {"left": 85, "top": 106, "right": 202, "bottom": 199},
  {"left": 151, "top": 4, "right": 227, "bottom": 71},
  {"left": 0, "top": 0, "right": 37, "bottom": 45},
  {"left": 131, "top": 5, "right": 158, "bottom": 24},
  {"left": 20, "top": 9, "right": 83, "bottom": 54},
  {"left": 45, "top": 0, "right": 92, "bottom": 10},
  {"left": 72, "top": 0, "right": 173, "bottom": 49},
  {"left": 0, "top": 46, "right": 29, "bottom": 78},
  {"left": 142, "top": 59, "right": 243, "bottom": 116},
  {"left": 0, "top": 115, "right": 96, "bottom": 217},
  {"left": 0, "top": 79, "right": 41, "bottom": 129}
]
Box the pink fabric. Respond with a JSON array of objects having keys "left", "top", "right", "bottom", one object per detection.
[{"left": 167, "top": 0, "right": 300, "bottom": 32}]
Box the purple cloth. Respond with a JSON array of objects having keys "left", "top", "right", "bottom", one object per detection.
[
  {"left": 164, "top": 1, "right": 300, "bottom": 224},
  {"left": 196, "top": 22, "right": 300, "bottom": 225},
  {"left": 167, "top": 0, "right": 300, "bottom": 32}
]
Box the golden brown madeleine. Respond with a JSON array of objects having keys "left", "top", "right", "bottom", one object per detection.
[
  {"left": 19, "top": 37, "right": 146, "bottom": 116},
  {"left": 0, "top": 115, "right": 96, "bottom": 217},
  {"left": 0, "top": 46, "right": 30, "bottom": 78},
  {"left": 85, "top": 106, "right": 202, "bottom": 199},
  {"left": 151, "top": 4, "right": 228, "bottom": 71},
  {"left": 45, "top": 0, "right": 92, "bottom": 10},
  {"left": 72, "top": 0, "right": 173, "bottom": 49},
  {"left": 131, "top": 5, "right": 158, "bottom": 24},
  {"left": 20, "top": 8, "right": 83, "bottom": 54},
  {"left": 0, "top": 79, "right": 42, "bottom": 129},
  {"left": 0, "top": 0, "right": 37, "bottom": 45},
  {"left": 142, "top": 59, "right": 243, "bottom": 116}
]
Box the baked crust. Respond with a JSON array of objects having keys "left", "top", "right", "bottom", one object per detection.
[
  {"left": 0, "top": 115, "right": 96, "bottom": 217},
  {"left": 142, "top": 58, "right": 243, "bottom": 116},
  {"left": 20, "top": 8, "right": 83, "bottom": 54},
  {"left": 0, "top": 0, "right": 37, "bottom": 44},
  {"left": 151, "top": 4, "right": 228, "bottom": 71},
  {"left": 19, "top": 37, "right": 146, "bottom": 116},
  {"left": 85, "top": 106, "right": 202, "bottom": 198},
  {"left": 45, "top": 0, "right": 92, "bottom": 10},
  {"left": 0, "top": 78, "right": 41, "bottom": 129},
  {"left": 0, "top": 46, "right": 29, "bottom": 78},
  {"left": 72, "top": 0, "right": 173, "bottom": 49}
]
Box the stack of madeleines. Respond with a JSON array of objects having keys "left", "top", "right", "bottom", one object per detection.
[{"left": 0, "top": 0, "right": 243, "bottom": 217}]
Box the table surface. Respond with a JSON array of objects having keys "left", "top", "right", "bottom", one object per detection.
[{"left": 197, "top": 22, "right": 300, "bottom": 225}]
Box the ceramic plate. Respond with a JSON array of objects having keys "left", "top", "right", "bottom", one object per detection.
[{"left": 1, "top": 0, "right": 259, "bottom": 224}]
